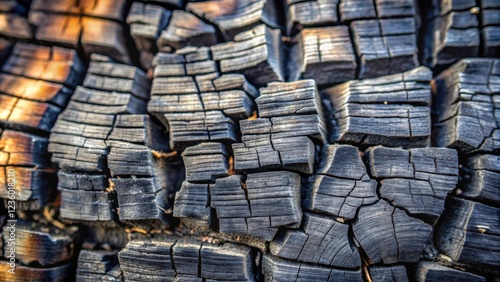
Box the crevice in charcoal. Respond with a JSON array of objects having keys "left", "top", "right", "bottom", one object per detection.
[
  {"left": 282, "top": 35, "right": 294, "bottom": 82},
  {"left": 347, "top": 23, "right": 363, "bottom": 80},
  {"left": 169, "top": 239, "right": 177, "bottom": 275},
  {"left": 120, "top": 2, "right": 142, "bottom": 69},
  {"left": 197, "top": 241, "right": 203, "bottom": 278},
  {"left": 349, "top": 214, "right": 372, "bottom": 282},
  {"left": 476, "top": 0, "right": 485, "bottom": 57}
]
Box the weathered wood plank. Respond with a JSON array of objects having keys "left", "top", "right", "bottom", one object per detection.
[{"left": 59, "top": 188, "right": 116, "bottom": 222}]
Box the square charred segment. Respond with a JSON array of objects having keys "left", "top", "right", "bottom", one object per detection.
[
  {"left": 270, "top": 212, "right": 362, "bottom": 268},
  {"left": 436, "top": 197, "right": 500, "bottom": 274},
  {"left": 460, "top": 154, "right": 500, "bottom": 205},
  {"left": 304, "top": 145, "right": 378, "bottom": 220},
  {"left": 210, "top": 171, "right": 302, "bottom": 241},
  {"left": 289, "top": 26, "right": 357, "bottom": 87},
  {"left": 76, "top": 250, "right": 122, "bottom": 282},
  {"left": 323, "top": 66, "right": 432, "bottom": 148},
  {"left": 262, "top": 254, "right": 364, "bottom": 282},
  {"left": 367, "top": 146, "right": 459, "bottom": 222},
  {"left": 186, "top": 0, "right": 282, "bottom": 40},
  {"left": 148, "top": 48, "right": 257, "bottom": 151},
  {"left": 421, "top": 0, "right": 500, "bottom": 69},
  {"left": 433, "top": 58, "right": 500, "bottom": 154},
  {"left": 28, "top": 0, "right": 132, "bottom": 63},
  {"left": 182, "top": 143, "right": 230, "bottom": 183},
  {"left": 233, "top": 80, "right": 326, "bottom": 174},
  {"left": 118, "top": 239, "right": 258, "bottom": 281},
  {"left": 211, "top": 24, "right": 284, "bottom": 88}
]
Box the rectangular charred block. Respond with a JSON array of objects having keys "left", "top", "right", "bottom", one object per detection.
[
  {"left": 351, "top": 18, "right": 418, "bottom": 79},
  {"left": 352, "top": 200, "right": 432, "bottom": 265},
  {"left": 187, "top": 0, "right": 281, "bottom": 40},
  {"left": 305, "top": 145, "right": 378, "bottom": 220},
  {"left": 29, "top": 13, "right": 131, "bottom": 64},
  {"left": 164, "top": 111, "right": 238, "bottom": 151},
  {"left": 118, "top": 240, "right": 176, "bottom": 281},
  {"left": 66, "top": 87, "right": 147, "bottom": 115},
  {"left": 201, "top": 242, "right": 257, "bottom": 281},
  {"left": 111, "top": 177, "right": 172, "bottom": 229},
  {"left": 433, "top": 58, "right": 500, "bottom": 153},
  {"left": 30, "top": 0, "right": 127, "bottom": 21},
  {"left": 57, "top": 171, "right": 107, "bottom": 191},
  {"left": 0, "top": 261, "right": 75, "bottom": 281},
  {"left": 0, "top": 167, "right": 56, "bottom": 211},
  {"left": 290, "top": 27, "right": 357, "bottom": 86},
  {"left": 0, "top": 13, "right": 32, "bottom": 40},
  {"left": 414, "top": 261, "right": 487, "bottom": 282},
  {"left": 173, "top": 181, "right": 211, "bottom": 225},
  {"left": 367, "top": 146, "right": 458, "bottom": 222},
  {"left": 436, "top": 197, "right": 500, "bottom": 273},
  {"left": 211, "top": 24, "right": 284, "bottom": 87},
  {"left": 270, "top": 212, "right": 361, "bottom": 268},
  {"left": 2, "top": 220, "right": 79, "bottom": 267},
  {"left": 460, "top": 154, "right": 500, "bottom": 205},
  {"left": 76, "top": 250, "right": 122, "bottom": 282},
  {"left": 210, "top": 171, "right": 302, "bottom": 241},
  {"left": 0, "top": 130, "right": 50, "bottom": 167},
  {"left": 286, "top": 0, "right": 339, "bottom": 35},
  {"left": 369, "top": 265, "right": 408, "bottom": 282},
  {"left": 323, "top": 66, "right": 432, "bottom": 148},
  {"left": 2, "top": 43, "right": 85, "bottom": 87},
  {"left": 0, "top": 95, "right": 61, "bottom": 134},
  {"left": 182, "top": 143, "right": 230, "bottom": 183},
  {"left": 157, "top": 10, "right": 218, "bottom": 52},
  {"left": 127, "top": 3, "right": 170, "bottom": 52},
  {"left": 262, "top": 254, "right": 363, "bottom": 282},
  {"left": 59, "top": 188, "right": 116, "bottom": 222}
]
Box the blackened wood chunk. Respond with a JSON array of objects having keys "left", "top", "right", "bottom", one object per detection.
[
  {"left": 433, "top": 58, "right": 500, "bottom": 153},
  {"left": 66, "top": 87, "right": 147, "bottom": 115},
  {"left": 0, "top": 130, "right": 50, "bottom": 167},
  {"left": 352, "top": 200, "right": 432, "bottom": 264},
  {"left": 2, "top": 221, "right": 78, "bottom": 266},
  {"left": 257, "top": 80, "right": 323, "bottom": 118},
  {"left": 165, "top": 110, "right": 238, "bottom": 151},
  {"left": 108, "top": 114, "right": 170, "bottom": 152},
  {"left": 369, "top": 265, "right": 409, "bottom": 282},
  {"left": 2, "top": 43, "right": 85, "bottom": 87},
  {"left": 57, "top": 171, "right": 107, "bottom": 191},
  {"left": 59, "top": 188, "right": 115, "bottom": 222},
  {"left": 211, "top": 171, "right": 302, "bottom": 241},
  {"left": 483, "top": 25, "right": 500, "bottom": 57},
  {"left": 211, "top": 25, "right": 284, "bottom": 87},
  {"left": 270, "top": 212, "right": 361, "bottom": 268},
  {"left": 0, "top": 261, "right": 75, "bottom": 282},
  {"left": 0, "top": 96, "right": 60, "bottom": 134},
  {"left": 111, "top": 177, "right": 171, "bottom": 228},
  {"left": 157, "top": 10, "right": 218, "bottom": 51},
  {"left": 422, "top": 0, "right": 480, "bottom": 68},
  {"left": 118, "top": 240, "right": 176, "bottom": 281},
  {"left": 351, "top": 18, "right": 418, "bottom": 79},
  {"left": 0, "top": 13, "right": 32, "bottom": 39},
  {"left": 324, "top": 66, "right": 432, "bottom": 148},
  {"left": 290, "top": 27, "right": 357, "bottom": 86},
  {"left": 30, "top": 13, "right": 131, "bottom": 63},
  {"left": 305, "top": 145, "right": 378, "bottom": 220},
  {"left": 182, "top": 143, "right": 229, "bottom": 183},
  {"left": 461, "top": 154, "right": 500, "bottom": 204},
  {"left": 413, "top": 261, "right": 486, "bottom": 282},
  {"left": 127, "top": 3, "right": 170, "bottom": 51},
  {"left": 76, "top": 250, "right": 122, "bottom": 282},
  {"left": 0, "top": 74, "right": 73, "bottom": 108},
  {"left": 200, "top": 242, "right": 256, "bottom": 281},
  {"left": 0, "top": 167, "right": 56, "bottom": 211},
  {"left": 262, "top": 254, "right": 363, "bottom": 282},
  {"left": 172, "top": 239, "right": 202, "bottom": 278},
  {"left": 84, "top": 62, "right": 150, "bottom": 100},
  {"left": 339, "top": 0, "right": 375, "bottom": 21},
  {"left": 286, "top": 0, "right": 338, "bottom": 35},
  {"left": 30, "top": 0, "right": 127, "bottom": 21},
  {"left": 367, "top": 146, "right": 458, "bottom": 221},
  {"left": 173, "top": 181, "right": 211, "bottom": 223},
  {"left": 436, "top": 197, "right": 500, "bottom": 272},
  {"left": 187, "top": 0, "right": 281, "bottom": 40}
]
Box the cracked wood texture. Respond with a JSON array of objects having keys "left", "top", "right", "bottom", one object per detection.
[{"left": 0, "top": 1, "right": 499, "bottom": 281}]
